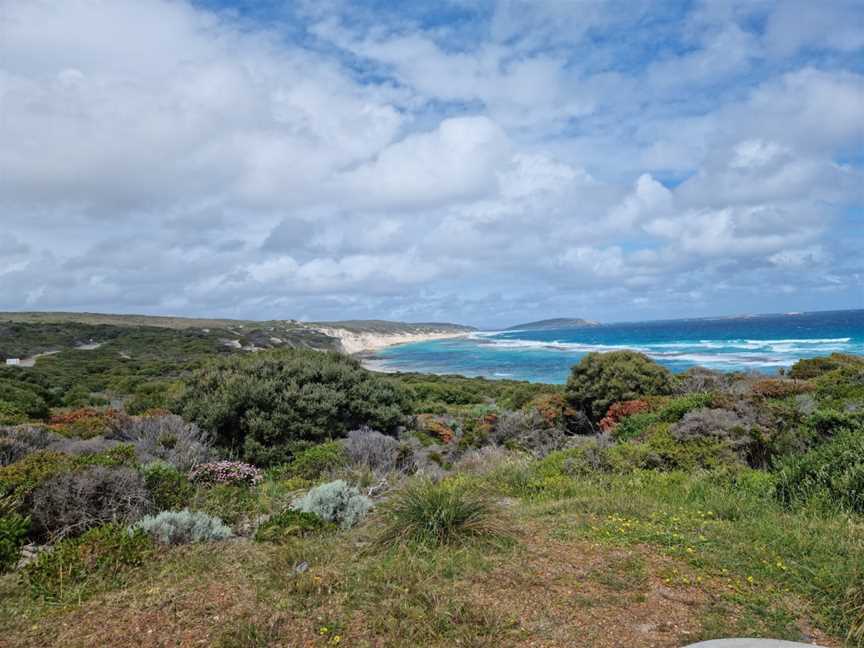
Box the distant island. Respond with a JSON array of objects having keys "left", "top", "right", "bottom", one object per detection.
[{"left": 505, "top": 317, "right": 599, "bottom": 331}]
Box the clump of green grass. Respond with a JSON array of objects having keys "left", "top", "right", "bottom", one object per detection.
[
  {"left": 376, "top": 478, "right": 512, "bottom": 548},
  {"left": 847, "top": 573, "right": 864, "bottom": 646}
]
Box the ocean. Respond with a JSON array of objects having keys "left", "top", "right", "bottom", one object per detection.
[{"left": 368, "top": 309, "right": 864, "bottom": 384}]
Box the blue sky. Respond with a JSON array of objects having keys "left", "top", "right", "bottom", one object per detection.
[{"left": 0, "top": 0, "right": 862, "bottom": 327}]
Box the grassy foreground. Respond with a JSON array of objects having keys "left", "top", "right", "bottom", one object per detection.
[{"left": 0, "top": 463, "right": 857, "bottom": 647}]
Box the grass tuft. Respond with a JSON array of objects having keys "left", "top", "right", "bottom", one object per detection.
[{"left": 376, "top": 478, "right": 513, "bottom": 548}]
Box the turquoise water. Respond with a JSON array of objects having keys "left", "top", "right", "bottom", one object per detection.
[{"left": 370, "top": 310, "right": 864, "bottom": 384}]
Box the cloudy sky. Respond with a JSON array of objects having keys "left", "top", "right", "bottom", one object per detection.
[{"left": 1, "top": 0, "right": 862, "bottom": 327}]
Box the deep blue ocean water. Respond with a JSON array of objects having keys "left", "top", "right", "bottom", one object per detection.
[{"left": 369, "top": 310, "right": 864, "bottom": 384}]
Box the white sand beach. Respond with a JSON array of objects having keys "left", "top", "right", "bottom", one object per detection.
[{"left": 314, "top": 327, "right": 469, "bottom": 354}]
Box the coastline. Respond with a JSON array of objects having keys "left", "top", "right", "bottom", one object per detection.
[{"left": 314, "top": 327, "right": 469, "bottom": 355}]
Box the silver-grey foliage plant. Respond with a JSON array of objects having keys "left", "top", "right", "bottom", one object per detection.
[
  {"left": 109, "top": 414, "right": 213, "bottom": 471},
  {"left": 132, "top": 509, "right": 233, "bottom": 544},
  {"left": 344, "top": 426, "right": 414, "bottom": 475},
  {"left": 292, "top": 480, "right": 371, "bottom": 529}
]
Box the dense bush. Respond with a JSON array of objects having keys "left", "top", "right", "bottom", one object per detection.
[
  {"left": 0, "top": 444, "right": 137, "bottom": 510},
  {"left": 283, "top": 442, "right": 347, "bottom": 480},
  {"left": 254, "top": 509, "right": 329, "bottom": 543},
  {"left": 189, "top": 483, "right": 259, "bottom": 527},
  {"left": 189, "top": 461, "right": 262, "bottom": 487},
  {"left": 0, "top": 512, "right": 29, "bottom": 572},
  {"left": 344, "top": 427, "right": 414, "bottom": 475},
  {"left": 133, "top": 509, "right": 233, "bottom": 544},
  {"left": 141, "top": 461, "right": 194, "bottom": 511},
  {"left": 24, "top": 523, "right": 154, "bottom": 602},
  {"left": 750, "top": 378, "right": 814, "bottom": 399},
  {"left": 669, "top": 396, "right": 787, "bottom": 466},
  {"left": 789, "top": 353, "right": 864, "bottom": 380},
  {"left": 813, "top": 365, "right": 864, "bottom": 410},
  {"left": 29, "top": 466, "right": 150, "bottom": 541},
  {"left": 491, "top": 409, "right": 569, "bottom": 456},
  {"left": 565, "top": 351, "right": 674, "bottom": 421},
  {"left": 0, "top": 379, "right": 51, "bottom": 424},
  {"left": 108, "top": 414, "right": 213, "bottom": 471},
  {"left": 377, "top": 478, "right": 511, "bottom": 547},
  {"left": 292, "top": 479, "right": 371, "bottom": 529},
  {"left": 180, "top": 350, "right": 411, "bottom": 464},
  {"left": 124, "top": 380, "right": 186, "bottom": 415},
  {"left": 674, "top": 366, "right": 733, "bottom": 394},
  {"left": 774, "top": 428, "right": 864, "bottom": 513},
  {"left": 400, "top": 373, "right": 554, "bottom": 412}
]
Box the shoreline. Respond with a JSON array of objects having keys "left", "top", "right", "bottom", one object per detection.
[{"left": 313, "top": 327, "right": 470, "bottom": 355}]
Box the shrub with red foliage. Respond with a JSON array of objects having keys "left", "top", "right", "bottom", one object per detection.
[
  {"left": 416, "top": 414, "right": 456, "bottom": 444},
  {"left": 475, "top": 413, "right": 498, "bottom": 438},
  {"left": 599, "top": 400, "right": 651, "bottom": 432},
  {"left": 750, "top": 379, "right": 814, "bottom": 399},
  {"left": 48, "top": 408, "right": 120, "bottom": 439},
  {"left": 528, "top": 393, "right": 576, "bottom": 428}
]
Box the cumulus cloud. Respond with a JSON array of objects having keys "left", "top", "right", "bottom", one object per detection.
[{"left": 0, "top": 0, "right": 862, "bottom": 324}]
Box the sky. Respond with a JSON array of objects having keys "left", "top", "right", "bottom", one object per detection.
[{"left": 0, "top": 0, "right": 862, "bottom": 328}]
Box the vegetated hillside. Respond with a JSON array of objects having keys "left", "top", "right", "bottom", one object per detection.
[
  {"left": 312, "top": 319, "right": 475, "bottom": 334},
  {"left": 0, "top": 318, "right": 338, "bottom": 361},
  {"left": 506, "top": 317, "right": 598, "bottom": 330},
  {"left": 0, "top": 313, "right": 474, "bottom": 358},
  {"left": 1, "top": 311, "right": 256, "bottom": 330},
  {"left": 1, "top": 342, "right": 863, "bottom": 646}
]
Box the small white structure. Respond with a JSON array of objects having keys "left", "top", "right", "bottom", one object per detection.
[{"left": 5, "top": 358, "right": 21, "bottom": 366}]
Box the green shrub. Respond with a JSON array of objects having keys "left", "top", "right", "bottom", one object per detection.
[
  {"left": 292, "top": 479, "right": 371, "bottom": 529},
  {"left": 774, "top": 429, "right": 864, "bottom": 513},
  {"left": 253, "top": 509, "right": 330, "bottom": 543},
  {"left": 141, "top": 461, "right": 194, "bottom": 511},
  {"left": 813, "top": 365, "right": 864, "bottom": 410},
  {"left": 190, "top": 483, "right": 259, "bottom": 527},
  {"left": 805, "top": 409, "right": 862, "bottom": 440},
  {"left": 565, "top": 351, "right": 674, "bottom": 421},
  {"left": 125, "top": 380, "right": 185, "bottom": 415},
  {"left": 376, "top": 478, "right": 511, "bottom": 548},
  {"left": 133, "top": 509, "right": 233, "bottom": 544},
  {"left": 0, "top": 512, "right": 29, "bottom": 572},
  {"left": 847, "top": 571, "right": 864, "bottom": 646},
  {"left": 643, "top": 424, "right": 738, "bottom": 471},
  {"left": 600, "top": 396, "right": 716, "bottom": 449},
  {"left": 180, "top": 350, "right": 411, "bottom": 465},
  {"left": 284, "top": 442, "right": 347, "bottom": 480},
  {"left": 789, "top": 353, "right": 864, "bottom": 380},
  {"left": 0, "top": 451, "right": 75, "bottom": 506},
  {"left": 78, "top": 443, "right": 137, "bottom": 468},
  {"left": 655, "top": 393, "right": 715, "bottom": 422},
  {"left": 612, "top": 412, "right": 658, "bottom": 441},
  {"left": 0, "top": 402, "right": 28, "bottom": 426},
  {"left": 24, "top": 523, "right": 154, "bottom": 602},
  {"left": 0, "top": 379, "right": 50, "bottom": 421}
]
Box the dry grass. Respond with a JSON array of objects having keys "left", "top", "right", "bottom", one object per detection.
[{"left": 0, "top": 497, "right": 845, "bottom": 648}]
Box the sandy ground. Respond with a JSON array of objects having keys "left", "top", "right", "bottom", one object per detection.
[{"left": 314, "top": 327, "right": 469, "bottom": 354}]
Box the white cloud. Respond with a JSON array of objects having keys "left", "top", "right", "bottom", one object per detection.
[
  {"left": 340, "top": 116, "right": 510, "bottom": 209},
  {"left": 0, "top": 0, "right": 862, "bottom": 324}
]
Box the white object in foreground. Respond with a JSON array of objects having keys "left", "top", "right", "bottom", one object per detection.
[{"left": 684, "top": 640, "right": 825, "bottom": 648}]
